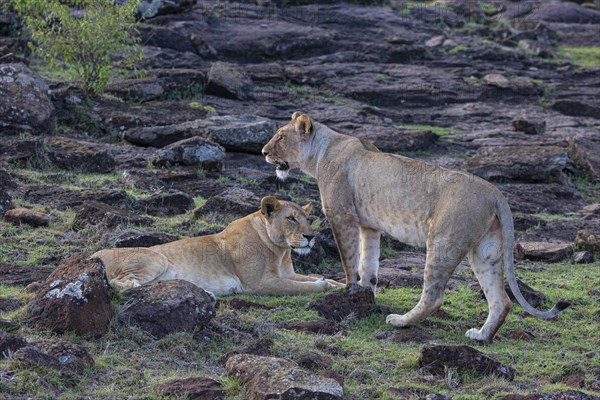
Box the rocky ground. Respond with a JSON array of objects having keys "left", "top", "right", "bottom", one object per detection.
[{"left": 0, "top": 0, "right": 599, "bottom": 399}]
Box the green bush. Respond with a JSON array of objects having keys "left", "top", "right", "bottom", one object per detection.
[{"left": 5, "top": 0, "right": 143, "bottom": 94}]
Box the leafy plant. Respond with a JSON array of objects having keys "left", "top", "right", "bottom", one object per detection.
[{"left": 6, "top": 0, "right": 143, "bottom": 94}]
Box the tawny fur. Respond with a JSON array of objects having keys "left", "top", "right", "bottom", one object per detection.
[
  {"left": 261, "top": 112, "right": 569, "bottom": 341},
  {"left": 93, "top": 196, "right": 343, "bottom": 296}
]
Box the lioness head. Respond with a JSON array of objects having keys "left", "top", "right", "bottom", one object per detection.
[
  {"left": 260, "top": 196, "right": 315, "bottom": 255},
  {"left": 262, "top": 112, "right": 313, "bottom": 180}
]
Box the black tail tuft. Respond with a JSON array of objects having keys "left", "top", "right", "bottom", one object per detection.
[{"left": 556, "top": 301, "right": 571, "bottom": 311}]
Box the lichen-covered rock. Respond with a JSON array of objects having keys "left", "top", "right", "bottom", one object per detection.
[
  {"left": 419, "top": 344, "right": 515, "bottom": 381},
  {"left": 27, "top": 254, "right": 113, "bottom": 336},
  {"left": 13, "top": 340, "right": 94, "bottom": 374},
  {"left": 151, "top": 136, "right": 225, "bottom": 168},
  {"left": 0, "top": 63, "right": 55, "bottom": 134},
  {"left": 3, "top": 207, "right": 49, "bottom": 227},
  {"left": 226, "top": 354, "right": 343, "bottom": 400},
  {"left": 575, "top": 229, "right": 600, "bottom": 253},
  {"left": 309, "top": 283, "right": 378, "bottom": 322},
  {"left": 118, "top": 279, "right": 216, "bottom": 339}
]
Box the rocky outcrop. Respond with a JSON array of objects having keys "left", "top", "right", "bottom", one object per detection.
[
  {"left": 206, "top": 62, "right": 253, "bottom": 100},
  {"left": 151, "top": 136, "right": 225, "bottom": 168},
  {"left": 0, "top": 63, "right": 55, "bottom": 134},
  {"left": 226, "top": 354, "right": 343, "bottom": 400},
  {"left": 118, "top": 279, "right": 216, "bottom": 338},
  {"left": 3, "top": 207, "right": 49, "bottom": 227},
  {"left": 27, "top": 254, "right": 113, "bottom": 336},
  {"left": 122, "top": 114, "right": 277, "bottom": 154},
  {"left": 419, "top": 344, "right": 515, "bottom": 381}
]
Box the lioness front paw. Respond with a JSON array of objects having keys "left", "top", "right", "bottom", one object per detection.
[{"left": 386, "top": 314, "right": 409, "bottom": 327}]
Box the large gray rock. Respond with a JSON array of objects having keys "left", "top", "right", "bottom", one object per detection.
[
  {"left": 516, "top": 242, "right": 573, "bottom": 263},
  {"left": 0, "top": 63, "right": 55, "bottom": 134},
  {"left": 118, "top": 279, "right": 216, "bottom": 339},
  {"left": 466, "top": 146, "right": 568, "bottom": 182},
  {"left": 194, "top": 187, "right": 260, "bottom": 220},
  {"left": 27, "top": 254, "right": 113, "bottom": 337},
  {"left": 151, "top": 136, "right": 225, "bottom": 168},
  {"left": 206, "top": 61, "right": 254, "bottom": 100},
  {"left": 226, "top": 354, "right": 343, "bottom": 400},
  {"left": 122, "top": 115, "right": 277, "bottom": 154}
]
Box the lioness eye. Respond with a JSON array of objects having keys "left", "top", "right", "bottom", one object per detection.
[{"left": 287, "top": 216, "right": 297, "bottom": 223}]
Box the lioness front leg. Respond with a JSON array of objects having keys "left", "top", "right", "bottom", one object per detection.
[
  {"left": 327, "top": 211, "right": 360, "bottom": 286},
  {"left": 257, "top": 275, "right": 332, "bottom": 295},
  {"left": 358, "top": 227, "right": 381, "bottom": 292}
]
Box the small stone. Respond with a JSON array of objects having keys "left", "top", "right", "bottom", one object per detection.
[
  {"left": 309, "top": 283, "right": 378, "bottom": 322},
  {"left": 483, "top": 73, "right": 510, "bottom": 89},
  {"left": 3, "top": 207, "right": 49, "bottom": 227},
  {"left": 581, "top": 203, "right": 600, "bottom": 215},
  {"left": 516, "top": 241, "right": 573, "bottom": 263},
  {"left": 425, "top": 35, "right": 445, "bottom": 48},
  {"left": 419, "top": 344, "right": 515, "bottom": 381},
  {"left": 512, "top": 119, "right": 546, "bottom": 135},
  {"left": 574, "top": 251, "right": 594, "bottom": 264}
]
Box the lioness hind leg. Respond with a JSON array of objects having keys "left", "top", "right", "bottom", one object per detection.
[
  {"left": 465, "top": 221, "right": 512, "bottom": 342},
  {"left": 358, "top": 227, "right": 381, "bottom": 292},
  {"left": 386, "top": 239, "right": 466, "bottom": 328},
  {"left": 94, "top": 248, "right": 170, "bottom": 288}
]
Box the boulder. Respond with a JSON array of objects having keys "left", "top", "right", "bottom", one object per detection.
[
  {"left": 137, "top": 0, "right": 196, "bottom": 18},
  {"left": 516, "top": 242, "right": 573, "bottom": 263},
  {"left": 466, "top": 146, "right": 568, "bottom": 183},
  {"left": 155, "top": 377, "right": 224, "bottom": 400},
  {"left": 3, "top": 207, "right": 49, "bottom": 227},
  {"left": 418, "top": 344, "right": 515, "bottom": 381},
  {"left": 0, "top": 168, "right": 16, "bottom": 213},
  {"left": 39, "top": 138, "right": 116, "bottom": 173},
  {"left": 134, "top": 190, "right": 195, "bottom": 216},
  {"left": 575, "top": 229, "right": 600, "bottom": 253},
  {"left": 27, "top": 254, "right": 113, "bottom": 336},
  {"left": 118, "top": 279, "right": 216, "bottom": 339},
  {"left": 123, "top": 115, "right": 277, "bottom": 154},
  {"left": 483, "top": 73, "right": 510, "bottom": 89},
  {"left": 309, "top": 283, "right": 378, "bottom": 322},
  {"left": 568, "top": 136, "right": 600, "bottom": 181},
  {"left": 151, "top": 136, "right": 225, "bottom": 168},
  {"left": 72, "top": 201, "right": 152, "bottom": 231},
  {"left": 0, "top": 333, "right": 27, "bottom": 359},
  {"left": 531, "top": 1, "right": 600, "bottom": 23},
  {"left": 226, "top": 354, "right": 343, "bottom": 400},
  {"left": 13, "top": 340, "right": 94, "bottom": 374},
  {"left": 194, "top": 187, "right": 260, "bottom": 220},
  {"left": 113, "top": 229, "right": 178, "bottom": 248},
  {"left": 206, "top": 62, "right": 254, "bottom": 100},
  {"left": 0, "top": 63, "right": 55, "bottom": 134}
]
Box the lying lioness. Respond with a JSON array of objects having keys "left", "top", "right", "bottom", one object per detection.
[
  {"left": 93, "top": 196, "right": 342, "bottom": 295},
  {"left": 261, "top": 112, "right": 569, "bottom": 341}
]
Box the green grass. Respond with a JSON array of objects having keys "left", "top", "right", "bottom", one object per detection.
[
  {"left": 532, "top": 213, "right": 578, "bottom": 223},
  {"left": 395, "top": 124, "right": 463, "bottom": 136},
  {"left": 448, "top": 44, "right": 467, "bottom": 54},
  {"left": 556, "top": 47, "right": 600, "bottom": 68},
  {"left": 0, "top": 257, "right": 598, "bottom": 398}
]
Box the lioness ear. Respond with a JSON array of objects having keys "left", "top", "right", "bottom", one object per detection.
[
  {"left": 260, "top": 196, "right": 281, "bottom": 218},
  {"left": 295, "top": 114, "right": 312, "bottom": 137},
  {"left": 302, "top": 202, "right": 313, "bottom": 215},
  {"left": 291, "top": 111, "right": 302, "bottom": 122}
]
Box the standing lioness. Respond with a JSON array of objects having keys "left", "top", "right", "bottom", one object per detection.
[
  {"left": 262, "top": 112, "right": 569, "bottom": 341},
  {"left": 93, "top": 196, "right": 341, "bottom": 296}
]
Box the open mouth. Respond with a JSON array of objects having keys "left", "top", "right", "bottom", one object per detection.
[{"left": 275, "top": 160, "right": 289, "bottom": 171}]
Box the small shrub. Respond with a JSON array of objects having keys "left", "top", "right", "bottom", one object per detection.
[{"left": 7, "top": 0, "right": 143, "bottom": 94}]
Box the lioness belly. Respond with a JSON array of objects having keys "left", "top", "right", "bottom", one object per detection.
[{"left": 160, "top": 267, "right": 244, "bottom": 295}]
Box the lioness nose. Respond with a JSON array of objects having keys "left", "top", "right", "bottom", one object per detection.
[
  {"left": 303, "top": 234, "right": 314, "bottom": 242},
  {"left": 262, "top": 149, "right": 269, "bottom": 157}
]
